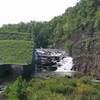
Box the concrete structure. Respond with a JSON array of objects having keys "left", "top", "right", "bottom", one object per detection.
[{"left": 34, "top": 48, "right": 67, "bottom": 72}]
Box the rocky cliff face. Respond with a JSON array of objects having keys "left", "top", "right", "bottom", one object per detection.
[{"left": 71, "top": 31, "right": 100, "bottom": 79}]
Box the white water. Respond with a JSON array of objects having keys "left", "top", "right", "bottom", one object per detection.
[
  {"left": 36, "top": 48, "right": 74, "bottom": 73},
  {"left": 35, "top": 49, "right": 75, "bottom": 78},
  {"left": 55, "top": 57, "right": 74, "bottom": 72}
]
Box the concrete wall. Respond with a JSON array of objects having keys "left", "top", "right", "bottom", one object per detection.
[
  {"left": 0, "top": 64, "right": 13, "bottom": 78},
  {"left": 0, "top": 64, "right": 34, "bottom": 79}
]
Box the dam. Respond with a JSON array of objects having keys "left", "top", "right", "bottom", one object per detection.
[
  {"left": 0, "top": 48, "right": 74, "bottom": 79},
  {"left": 34, "top": 48, "right": 73, "bottom": 73},
  {"left": 0, "top": 48, "right": 74, "bottom": 93}
]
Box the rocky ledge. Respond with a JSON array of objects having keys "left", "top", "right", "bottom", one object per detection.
[{"left": 70, "top": 31, "right": 100, "bottom": 80}]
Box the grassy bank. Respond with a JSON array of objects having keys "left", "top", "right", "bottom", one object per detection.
[
  {"left": 5, "top": 76, "right": 100, "bottom": 100},
  {"left": 0, "top": 40, "right": 33, "bottom": 64}
]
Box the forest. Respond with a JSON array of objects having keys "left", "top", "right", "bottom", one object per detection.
[{"left": 1, "top": 0, "right": 100, "bottom": 49}]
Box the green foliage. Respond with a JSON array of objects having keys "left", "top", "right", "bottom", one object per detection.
[
  {"left": 0, "top": 32, "right": 31, "bottom": 40},
  {"left": 5, "top": 77, "right": 100, "bottom": 100},
  {"left": 0, "top": 40, "right": 32, "bottom": 64},
  {"left": 0, "top": 0, "right": 100, "bottom": 50},
  {"left": 6, "top": 77, "right": 28, "bottom": 100},
  {"left": 1, "top": 1, "right": 100, "bottom": 99},
  {"left": 79, "top": 76, "right": 93, "bottom": 84},
  {"left": 0, "top": 26, "right": 33, "bottom": 64}
]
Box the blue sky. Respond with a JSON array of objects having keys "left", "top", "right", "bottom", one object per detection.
[{"left": 0, "top": 0, "right": 79, "bottom": 26}]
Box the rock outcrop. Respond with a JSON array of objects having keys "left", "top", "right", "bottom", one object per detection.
[{"left": 71, "top": 31, "right": 100, "bottom": 79}]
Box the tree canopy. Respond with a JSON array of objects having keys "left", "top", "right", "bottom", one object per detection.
[{"left": 0, "top": 0, "right": 100, "bottom": 49}]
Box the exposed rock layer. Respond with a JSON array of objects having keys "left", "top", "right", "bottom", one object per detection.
[{"left": 71, "top": 31, "right": 100, "bottom": 79}]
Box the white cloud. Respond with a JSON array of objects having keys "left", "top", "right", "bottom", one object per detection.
[{"left": 0, "top": 0, "right": 79, "bottom": 26}]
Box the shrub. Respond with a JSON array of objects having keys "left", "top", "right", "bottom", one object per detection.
[
  {"left": 6, "top": 77, "right": 28, "bottom": 100},
  {"left": 79, "top": 76, "right": 93, "bottom": 84},
  {"left": 76, "top": 84, "right": 98, "bottom": 96},
  {"left": 5, "top": 77, "right": 100, "bottom": 100}
]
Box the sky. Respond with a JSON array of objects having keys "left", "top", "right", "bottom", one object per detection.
[{"left": 0, "top": 0, "right": 79, "bottom": 26}]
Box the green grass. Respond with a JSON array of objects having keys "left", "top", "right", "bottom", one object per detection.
[
  {"left": 0, "top": 32, "right": 32, "bottom": 40},
  {"left": 0, "top": 40, "right": 33, "bottom": 64},
  {"left": 5, "top": 76, "right": 100, "bottom": 100}
]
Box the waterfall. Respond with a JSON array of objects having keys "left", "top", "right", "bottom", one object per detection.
[
  {"left": 55, "top": 56, "right": 73, "bottom": 72},
  {"left": 35, "top": 48, "right": 74, "bottom": 73}
]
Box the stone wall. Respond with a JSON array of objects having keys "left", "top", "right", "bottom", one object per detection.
[
  {"left": 0, "top": 64, "right": 13, "bottom": 78},
  {"left": 0, "top": 64, "right": 34, "bottom": 80}
]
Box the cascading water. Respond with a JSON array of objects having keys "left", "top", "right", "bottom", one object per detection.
[
  {"left": 46, "top": 50, "right": 74, "bottom": 73},
  {"left": 35, "top": 48, "right": 75, "bottom": 77},
  {"left": 53, "top": 56, "right": 75, "bottom": 77},
  {"left": 55, "top": 57, "right": 73, "bottom": 72}
]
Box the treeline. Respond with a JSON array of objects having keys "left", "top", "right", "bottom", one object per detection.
[{"left": 0, "top": 0, "right": 100, "bottom": 49}]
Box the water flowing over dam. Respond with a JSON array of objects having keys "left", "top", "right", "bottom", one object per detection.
[
  {"left": 55, "top": 57, "right": 73, "bottom": 72},
  {"left": 34, "top": 48, "right": 74, "bottom": 77},
  {"left": 0, "top": 48, "right": 74, "bottom": 80}
]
